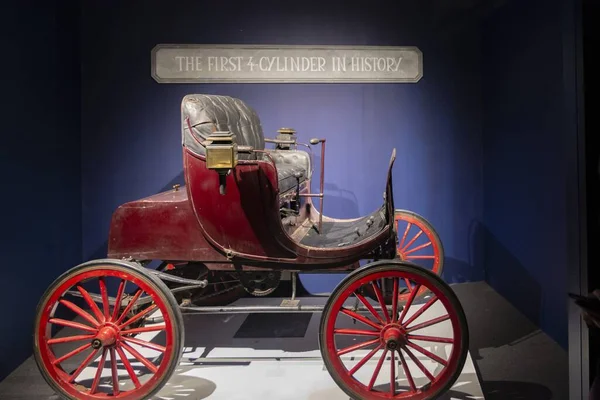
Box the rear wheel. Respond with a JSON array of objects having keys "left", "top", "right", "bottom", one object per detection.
[
  {"left": 319, "top": 260, "right": 468, "bottom": 400},
  {"left": 34, "top": 259, "right": 183, "bottom": 400},
  {"left": 365, "top": 210, "right": 444, "bottom": 304},
  {"left": 394, "top": 210, "right": 444, "bottom": 277}
]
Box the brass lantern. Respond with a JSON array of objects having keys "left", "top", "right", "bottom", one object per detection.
[
  {"left": 275, "top": 127, "right": 297, "bottom": 150},
  {"left": 204, "top": 131, "right": 238, "bottom": 195}
]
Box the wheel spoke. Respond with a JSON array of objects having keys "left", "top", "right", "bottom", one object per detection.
[
  {"left": 111, "top": 280, "right": 126, "bottom": 321},
  {"left": 58, "top": 299, "right": 100, "bottom": 327},
  {"left": 69, "top": 348, "right": 99, "bottom": 383},
  {"left": 76, "top": 285, "right": 105, "bottom": 323},
  {"left": 340, "top": 308, "right": 382, "bottom": 330},
  {"left": 115, "top": 289, "right": 144, "bottom": 325},
  {"left": 406, "top": 314, "right": 450, "bottom": 333},
  {"left": 49, "top": 318, "right": 97, "bottom": 333},
  {"left": 348, "top": 344, "right": 383, "bottom": 375},
  {"left": 122, "top": 336, "right": 166, "bottom": 352},
  {"left": 402, "top": 295, "right": 438, "bottom": 328},
  {"left": 334, "top": 328, "right": 380, "bottom": 337},
  {"left": 90, "top": 348, "right": 107, "bottom": 394},
  {"left": 53, "top": 343, "right": 92, "bottom": 365},
  {"left": 408, "top": 334, "right": 454, "bottom": 344},
  {"left": 121, "top": 324, "right": 166, "bottom": 335},
  {"left": 47, "top": 334, "right": 95, "bottom": 345},
  {"left": 368, "top": 348, "right": 388, "bottom": 390},
  {"left": 109, "top": 348, "right": 120, "bottom": 395},
  {"left": 119, "top": 304, "right": 157, "bottom": 329},
  {"left": 120, "top": 342, "right": 159, "bottom": 373},
  {"left": 390, "top": 349, "right": 396, "bottom": 395},
  {"left": 398, "top": 349, "right": 417, "bottom": 392},
  {"left": 406, "top": 341, "right": 448, "bottom": 366},
  {"left": 392, "top": 278, "right": 399, "bottom": 322},
  {"left": 98, "top": 278, "right": 110, "bottom": 320},
  {"left": 404, "top": 278, "right": 413, "bottom": 292},
  {"left": 406, "top": 255, "right": 435, "bottom": 260},
  {"left": 355, "top": 293, "right": 385, "bottom": 324},
  {"left": 399, "top": 222, "right": 412, "bottom": 250},
  {"left": 401, "top": 230, "right": 423, "bottom": 253},
  {"left": 402, "top": 345, "right": 435, "bottom": 381},
  {"left": 403, "top": 241, "right": 431, "bottom": 256},
  {"left": 398, "top": 284, "right": 421, "bottom": 324},
  {"left": 337, "top": 338, "right": 380, "bottom": 356},
  {"left": 371, "top": 281, "right": 390, "bottom": 323},
  {"left": 115, "top": 345, "right": 141, "bottom": 388}
]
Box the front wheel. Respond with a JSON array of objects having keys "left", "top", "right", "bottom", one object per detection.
[
  {"left": 319, "top": 260, "right": 468, "bottom": 400},
  {"left": 33, "top": 259, "right": 183, "bottom": 400}
]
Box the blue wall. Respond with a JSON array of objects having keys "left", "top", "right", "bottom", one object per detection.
[
  {"left": 0, "top": 0, "right": 578, "bottom": 381},
  {"left": 0, "top": 2, "right": 81, "bottom": 380},
  {"left": 482, "top": 0, "right": 574, "bottom": 348},
  {"left": 80, "top": 1, "right": 485, "bottom": 293}
]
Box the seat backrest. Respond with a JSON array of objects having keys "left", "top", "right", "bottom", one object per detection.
[{"left": 181, "top": 94, "right": 265, "bottom": 160}]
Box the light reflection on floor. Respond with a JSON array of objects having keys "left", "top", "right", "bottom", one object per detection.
[{"left": 74, "top": 296, "right": 485, "bottom": 400}]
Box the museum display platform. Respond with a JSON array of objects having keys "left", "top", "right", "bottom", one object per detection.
[
  {"left": 0, "top": 281, "right": 568, "bottom": 399},
  {"left": 4, "top": 293, "right": 484, "bottom": 399},
  {"left": 157, "top": 297, "right": 484, "bottom": 400}
]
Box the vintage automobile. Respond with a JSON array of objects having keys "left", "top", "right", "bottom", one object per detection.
[{"left": 33, "top": 94, "right": 468, "bottom": 400}]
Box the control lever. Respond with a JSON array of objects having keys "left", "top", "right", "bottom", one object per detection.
[
  {"left": 294, "top": 171, "right": 304, "bottom": 214},
  {"left": 309, "top": 138, "right": 326, "bottom": 234}
]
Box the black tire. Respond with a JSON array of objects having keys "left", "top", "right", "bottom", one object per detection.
[
  {"left": 319, "top": 260, "right": 469, "bottom": 400},
  {"left": 33, "top": 259, "right": 184, "bottom": 400}
]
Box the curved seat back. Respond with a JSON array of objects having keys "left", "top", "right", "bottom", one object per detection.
[{"left": 181, "top": 94, "right": 265, "bottom": 160}]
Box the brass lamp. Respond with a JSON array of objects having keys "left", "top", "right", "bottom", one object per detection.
[
  {"left": 204, "top": 131, "right": 238, "bottom": 195},
  {"left": 275, "top": 127, "right": 296, "bottom": 150}
]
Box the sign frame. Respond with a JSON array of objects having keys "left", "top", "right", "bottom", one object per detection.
[{"left": 151, "top": 44, "right": 423, "bottom": 84}]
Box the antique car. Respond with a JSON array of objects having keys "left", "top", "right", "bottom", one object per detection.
[{"left": 33, "top": 94, "right": 468, "bottom": 400}]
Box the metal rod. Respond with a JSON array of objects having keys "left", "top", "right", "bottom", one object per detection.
[
  {"left": 184, "top": 356, "right": 324, "bottom": 363},
  {"left": 291, "top": 273, "right": 297, "bottom": 301},
  {"left": 298, "top": 193, "right": 323, "bottom": 198},
  {"left": 183, "top": 355, "right": 396, "bottom": 363},
  {"left": 265, "top": 138, "right": 296, "bottom": 144},
  {"left": 150, "top": 269, "right": 208, "bottom": 287},
  {"left": 179, "top": 304, "right": 393, "bottom": 315},
  {"left": 319, "top": 140, "right": 325, "bottom": 234}
]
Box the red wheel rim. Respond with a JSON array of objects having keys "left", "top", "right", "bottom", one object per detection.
[
  {"left": 324, "top": 269, "right": 464, "bottom": 399},
  {"left": 36, "top": 267, "right": 177, "bottom": 399},
  {"left": 395, "top": 212, "right": 442, "bottom": 301}
]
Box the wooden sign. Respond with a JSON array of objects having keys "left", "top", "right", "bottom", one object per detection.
[{"left": 151, "top": 44, "right": 423, "bottom": 83}]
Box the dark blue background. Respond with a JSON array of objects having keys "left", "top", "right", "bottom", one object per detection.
[
  {"left": 0, "top": 1, "right": 81, "bottom": 381},
  {"left": 0, "top": 0, "right": 580, "bottom": 381},
  {"left": 80, "top": 0, "right": 485, "bottom": 296},
  {"left": 482, "top": 0, "right": 575, "bottom": 352}
]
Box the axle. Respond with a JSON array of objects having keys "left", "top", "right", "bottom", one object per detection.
[{"left": 179, "top": 303, "right": 395, "bottom": 314}]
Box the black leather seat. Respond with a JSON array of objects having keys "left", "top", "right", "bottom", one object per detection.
[{"left": 181, "top": 94, "right": 311, "bottom": 193}]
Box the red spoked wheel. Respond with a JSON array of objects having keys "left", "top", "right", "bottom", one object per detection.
[
  {"left": 33, "top": 260, "right": 183, "bottom": 400},
  {"left": 365, "top": 211, "right": 444, "bottom": 304},
  {"left": 319, "top": 260, "right": 468, "bottom": 400},
  {"left": 394, "top": 210, "right": 444, "bottom": 276}
]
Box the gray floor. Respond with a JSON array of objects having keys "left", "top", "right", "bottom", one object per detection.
[
  {"left": 0, "top": 281, "right": 568, "bottom": 399},
  {"left": 453, "top": 282, "right": 568, "bottom": 400}
]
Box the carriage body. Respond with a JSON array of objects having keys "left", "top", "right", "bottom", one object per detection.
[
  {"left": 107, "top": 94, "right": 398, "bottom": 271},
  {"left": 33, "top": 94, "right": 469, "bottom": 400}
]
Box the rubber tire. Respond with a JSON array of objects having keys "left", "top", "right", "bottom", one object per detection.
[
  {"left": 319, "top": 260, "right": 469, "bottom": 400},
  {"left": 33, "top": 259, "right": 184, "bottom": 400}
]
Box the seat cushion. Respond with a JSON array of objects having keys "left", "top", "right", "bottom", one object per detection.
[
  {"left": 181, "top": 94, "right": 264, "bottom": 160},
  {"left": 268, "top": 150, "right": 311, "bottom": 193}
]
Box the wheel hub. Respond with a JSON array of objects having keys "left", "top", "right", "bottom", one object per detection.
[
  {"left": 92, "top": 325, "right": 118, "bottom": 349},
  {"left": 381, "top": 325, "right": 406, "bottom": 350}
]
